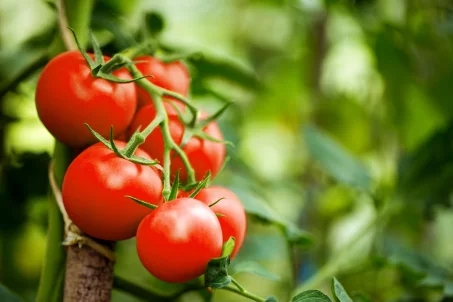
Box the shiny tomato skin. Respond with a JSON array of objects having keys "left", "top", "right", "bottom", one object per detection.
[
  {"left": 135, "top": 56, "right": 190, "bottom": 110},
  {"left": 136, "top": 198, "right": 223, "bottom": 283},
  {"left": 191, "top": 186, "right": 247, "bottom": 258},
  {"left": 127, "top": 104, "right": 226, "bottom": 182},
  {"left": 35, "top": 51, "right": 137, "bottom": 147},
  {"left": 62, "top": 141, "right": 163, "bottom": 241}
]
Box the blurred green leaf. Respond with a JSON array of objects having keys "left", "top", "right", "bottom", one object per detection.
[
  {"left": 189, "top": 54, "right": 259, "bottom": 90},
  {"left": 0, "top": 284, "right": 22, "bottom": 302},
  {"left": 397, "top": 122, "right": 453, "bottom": 211},
  {"left": 304, "top": 125, "right": 371, "bottom": 191},
  {"left": 0, "top": 47, "right": 48, "bottom": 97},
  {"left": 380, "top": 237, "right": 453, "bottom": 297},
  {"left": 232, "top": 186, "right": 314, "bottom": 248},
  {"left": 161, "top": 42, "right": 260, "bottom": 91},
  {"left": 350, "top": 293, "right": 372, "bottom": 302},
  {"left": 145, "top": 12, "right": 165, "bottom": 36},
  {"left": 291, "top": 290, "right": 332, "bottom": 302},
  {"left": 331, "top": 277, "right": 353, "bottom": 302},
  {"left": 231, "top": 261, "right": 280, "bottom": 281}
]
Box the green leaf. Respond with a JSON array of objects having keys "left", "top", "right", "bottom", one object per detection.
[
  {"left": 0, "top": 284, "right": 22, "bottom": 302},
  {"left": 265, "top": 296, "right": 278, "bottom": 302},
  {"left": 188, "top": 172, "right": 211, "bottom": 199},
  {"left": 205, "top": 238, "right": 235, "bottom": 289},
  {"left": 231, "top": 261, "right": 280, "bottom": 281},
  {"left": 379, "top": 237, "right": 453, "bottom": 296},
  {"left": 168, "top": 170, "right": 180, "bottom": 201},
  {"left": 331, "top": 278, "right": 353, "bottom": 302},
  {"left": 350, "top": 293, "right": 372, "bottom": 302},
  {"left": 84, "top": 123, "right": 112, "bottom": 150},
  {"left": 189, "top": 55, "right": 259, "bottom": 90},
  {"left": 161, "top": 43, "right": 259, "bottom": 90},
  {"left": 397, "top": 122, "right": 453, "bottom": 210},
  {"left": 304, "top": 125, "right": 371, "bottom": 191},
  {"left": 232, "top": 186, "right": 314, "bottom": 248},
  {"left": 291, "top": 290, "right": 332, "bottom": 302}
]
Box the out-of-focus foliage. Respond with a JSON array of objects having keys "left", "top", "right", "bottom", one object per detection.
[{"left": 1, "top": 0, "right": 453, "bottom": 301}]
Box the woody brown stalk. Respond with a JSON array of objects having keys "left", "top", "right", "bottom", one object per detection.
[{"left": 64, "top": 244, "right": 114, "bottom": 302}]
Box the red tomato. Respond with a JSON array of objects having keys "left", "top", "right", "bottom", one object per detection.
[
  {"left": 62, "top": 141, "right": 163, "bottom": 241},
  {"left": 136, "top": 198, "right": 222, "bottom": 283},
  {"left": 135, "top": 56, "right": 190, "bottom": 111},
  {"left": 190, "top": 186, "right": 247, "bottom": 258},
  {"left": 127, "top": 104, "right": 226, "bottom": 182},
  {"left": 35, "top": 51, "right": 137, "bottom": 147}
]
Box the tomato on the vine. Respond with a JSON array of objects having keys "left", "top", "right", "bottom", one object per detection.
[
  {"left": 127, "top": 103, "right": 226, "bottom": 182},
  {"left": 135, "top": 56, "right": 190, "bottom": 110},
  {"left": 35, "top": 51, "right": 137, "bottom": 147},
  {"left": 191, "top": 186, "right": 247, "bottom": 259},
  {"left": 136, "top": 198, "right": 222, "bottom": 283},
  {"left": 62, "top": 141, "right": 163, "bottom": 241}
]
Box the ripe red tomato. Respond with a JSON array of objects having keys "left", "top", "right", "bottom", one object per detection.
[
  {"left": 62, "top": 141, "right": 163, "bottom": 241},
  {"left": 127, "top": 104, "right": 226, "bottom": 182},
  {"left": 136, "top": 198, "right": 223, "bottom": 283},
  {"left": 35, "top": 51, "right": 137, "bottom": 147},
  {"left": 135, "top": 56, "right": 190, "bottom": 110},
  {"left": 190, "top": 186, "right": 247, "bottom": 259}
]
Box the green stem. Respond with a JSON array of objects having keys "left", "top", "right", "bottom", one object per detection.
[
  {"left": 123, "top": 102, "right": 164, "bottom": 157},
  {"left": 161, "top": 89, "right": 198, "bottom": 118},
  {"left": 113, "top": 276, "right": 172, "bottom": 302},
  {"left": 231, "top": 278, "right": 246, "bottom": 292},
  {"left": 120, "top": 38, "right": 158, "bottom": 59},
  {"left": 37, "top": 0, "right": 93, "bottom": 300},
  {"left": 36, "top": 143, "right": 73, "bottom": 302},
  {"left": 221, "top": 285, "right": 266, "bottom": 302},
  {"left": 112, "top": 54, "right": 196, "bottom": 192},
  {"left": 292, "top": 202, "right": 400, "bottom": 295}
]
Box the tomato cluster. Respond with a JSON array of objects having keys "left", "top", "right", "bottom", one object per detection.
[{"left": 35, "top": 51, "right": 247, "bottom": 283}]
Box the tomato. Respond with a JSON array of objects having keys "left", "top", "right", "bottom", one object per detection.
[
  {"left": 35, "top": 51, "right": 137, "bottom": 147},
  {"left": 190, "top": 186, "right": 247, "bottom": 258},
  {"left": 135, "top": 56, "right": 190, "bottom": 110},
  {"left": 62, "top": 141, "right": 163, "bottom": 241},
  {"left": 136, "top": 198, "right": 222, "bottom": 283},
  {"left": 127, "top": 104, "right": 226, "bottom": 182}
]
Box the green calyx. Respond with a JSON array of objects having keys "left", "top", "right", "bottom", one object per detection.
[
  {"left": 125, "top": 195, "right": 158, "bottom": 210},
  {"left": 165, "top": 98, "right": 235, "bottom": 148},
  {"left": 84, "top": 124, "right": 162, "bottom": 168},
  {"left": 67, "top": 28, "right": 152, "bottom": 83}
]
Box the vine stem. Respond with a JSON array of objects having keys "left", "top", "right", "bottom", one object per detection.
[
  {"left": 291, "top": 201, "right": 401, "bottom": 295},
  {"left": 106, "top": 53, "right": 197, "bottom": 199},
  {"left": 56, "top": 0, "right": 76, "bottom": 51},
  {"left": 49, "top": 153, "right": 116, "bottom": 261},
  {"left": 219, "top": 278, "right": 266, "bottom": 302}
]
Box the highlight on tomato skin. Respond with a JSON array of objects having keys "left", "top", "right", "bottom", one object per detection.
[
  {"left": 184, "top": 186, "right": 247, "bottom": 259},
  {"left": 127, "top": 104, "right": 226, "bottom": 182},
  {"left": 135, "top": 198, "right": 223, "bottom": 283},
  {"left": 135, "top": 55, "right": 190, "bottom": 110},
  {"left": 62, "top": 141, "right": 163, "bottom": 241},
  {"left": 35, "top": 51, "right": 137, "bottom": 148}
]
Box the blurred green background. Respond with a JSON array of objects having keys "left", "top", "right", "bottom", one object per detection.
[{"left": 1, "top": 0, "right": 453, "bottom": 301}]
